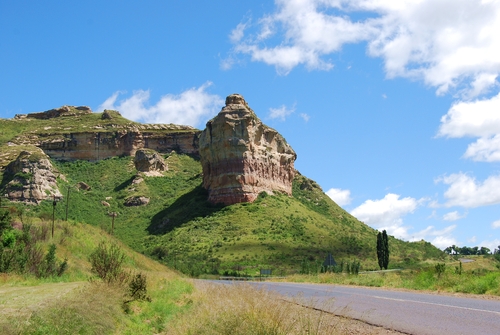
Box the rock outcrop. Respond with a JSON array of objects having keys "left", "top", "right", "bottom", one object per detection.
[
  {"left": 15, "top": 105, "right": 92, "bottom": 120},
  {"left": 4, "top": 149, "right": 62, "bottom": 203},
  {"left": 34, "top": 129, "right": 199, "bottom": 161},
  {"left": 10, "top": 106, "right": 200, "bottom": 162},
  {"left": 134, "top": 149, "right": 168, "bottom": 173},
  {"left": 199, "top": 94, "right": 296, "bottom": 205}
]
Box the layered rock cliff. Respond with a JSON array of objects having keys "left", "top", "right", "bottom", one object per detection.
[
  {"left": 4, "top": 149, "right": 62, "bottom": 204},
  {"left": 199, "top": 94, "right": 296, "bottom": 205},
  {"left": 9, "top": 106, "right": 200, "bottom": 161}
]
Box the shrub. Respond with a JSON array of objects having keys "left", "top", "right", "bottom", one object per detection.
[
  {"left": 435, "top": 263, "right": 446, "bottom": 278},
  {"left": 0, "top": 209, "right": 11, "bottom": 233},
  {"left": 128, "top": 272, "right": 151, "bottom": 302},
  {"left": 89, "top": 242, "right": 127, "bottom": 283}
]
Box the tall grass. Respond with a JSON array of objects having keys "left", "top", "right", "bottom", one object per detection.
[
  {"left": 2, "top": 283, "right": 125, "bottom": 335},
  {"left": 164, "top": 282, "right": 362, "bottom": 335},
  {"left": 284, "top": 265, "right": 500, "bottom": 296}
]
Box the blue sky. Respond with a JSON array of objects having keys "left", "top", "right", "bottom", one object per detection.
[{"left": 1, "top": 0, "right": 499, "bottom": 251}]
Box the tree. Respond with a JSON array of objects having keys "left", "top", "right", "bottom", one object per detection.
[
  {"left": 376, "top": 230, "right": 390, "bottom": 270},
  {"left": 382, "top": 230, "right": 390, "bottom": 269},
  {"left": 377, "top": 232, "right": 384, "bottom": 270}
]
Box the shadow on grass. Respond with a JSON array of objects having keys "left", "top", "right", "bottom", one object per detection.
[
  {"left": 113, "top": 175, "right": 136, "bottom": 192},
  {"left": 147, "top": 185, "right": 224, "bottom": 235}
]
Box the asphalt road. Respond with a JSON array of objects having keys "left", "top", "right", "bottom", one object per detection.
[{"left": 213, "top": 280, "right": 500, "bottom": 335}]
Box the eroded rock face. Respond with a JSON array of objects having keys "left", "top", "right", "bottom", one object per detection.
[
  {"left": 134, "top": 149, "right": 167, "bottom": 173},
  {"left": 36, "top": 130, "right": 199, "bottom": 161},
  {"left": 199, "top": 94, "right": 296, "bottom": 205},
  {"left": 5, "top": 149, "right": 62, "bottom": 204}
]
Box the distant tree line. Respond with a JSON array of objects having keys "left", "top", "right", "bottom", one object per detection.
[{"left": 444, "top": 245, "right": 499, "bottom": 255}]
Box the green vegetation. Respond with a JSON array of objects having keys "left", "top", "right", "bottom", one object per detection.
[
  {"left": 285, "top": 255, "right": 500, "bottom": 295},
  {"left": 376, "top": 230, "right": 389, "bottom": 270},
  {"left": 0, "top": 150, "right": 447, "bottom": 277}
]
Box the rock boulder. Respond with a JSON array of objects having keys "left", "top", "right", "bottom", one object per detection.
[
  {"left": 134, "top": 149, "right": 168, "bottom": 173},
  {"left": 4, "top": 149, "right": 62, "bottom": 204}
]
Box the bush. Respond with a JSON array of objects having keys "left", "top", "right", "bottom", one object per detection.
[
  {"left": 0, "top": 209, "right": 11, "bottom": 233},
  {"left": 89, "top": 242, "right": 127, "bottom": 283},
  {"left": 128, "top": 272, "right": 151, "bottom": 302},
  {"left": 435, "top": 263, "right": 446, "bottom": 278}
]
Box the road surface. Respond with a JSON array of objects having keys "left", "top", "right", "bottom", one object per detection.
[{"left": 213, "top": 280, "right": 500, "bottom": 335}]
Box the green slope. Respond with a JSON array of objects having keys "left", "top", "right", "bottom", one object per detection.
[
  {"left": 15, "top": 155, "right": 441, "bottom": 276},
  {"left": 0, "top": 114, "right": 444, "bottom": 277}
]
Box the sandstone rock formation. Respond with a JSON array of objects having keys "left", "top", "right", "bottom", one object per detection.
[
  {"left": 199, "top": 94, "right": 296, "bottom": 205},
  {"left": 10, "top": 106, "right": 200, "bottom": 162},
  {"left": 134, "top": 149, "right": 167, "bottom": 173},
  {"left": 34, "top": 129, "right": 199, "bottom": 161},
  {"left": 4, "top": 149, "right": 62, "bottom": 204}
]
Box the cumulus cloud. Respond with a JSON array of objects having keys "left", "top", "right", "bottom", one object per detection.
[
  {"left": 463, "top": 135, "right": 500, "bottom": 162},
  {"left": 436, "top": 173, "right": 500, "bottom": 208},
  {"left": 350, "top": 193, "right": 456, "bottom": 246},
  {"left": 350, "top": 193, "right": 418, "bottom": 227},
  {"left": 229, "top": 0, "right": 500, "bottom": 96},
  {"left": 437, "top": 92, "right": 500, "bottom": 139},
  {"left": 492, "top": 220, "right": 500, "bottom": 229},
  {"left": 97, "top": 82, "right": 223, "bottom": 128},
  {"left": 326, "top": 188, "right": 352, "bottom": 206},
  {"left": 268, "top": 104, "right": 295, "bottom": 121},
  {"left": 442, "top": 211, "right": 467, "bottom": 221}
]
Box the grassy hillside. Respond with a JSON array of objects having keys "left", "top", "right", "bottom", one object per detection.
[
  {"left": 1, "top": 153, "right": 442, "bottom": 276},
  {"left": 0, "top": 113, "right": 445, "bottom": 276}
]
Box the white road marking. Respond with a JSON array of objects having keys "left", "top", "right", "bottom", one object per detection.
[
  {"left": 270, "top": 283, "right": 500, "bottom": 316},
  {"left": 370, "top": 295, "right": 500, "bottom": 315}
]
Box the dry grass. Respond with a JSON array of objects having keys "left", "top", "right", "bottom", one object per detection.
[
  {"left": 0, "top": 282, "right": 125, "bottom": 334},
  {"left": 164, "top": 282, "right": 403, "bottom": 335}
]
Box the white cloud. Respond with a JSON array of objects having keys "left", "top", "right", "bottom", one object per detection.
[
  {"left": 437, "top": 172, "right": 500, "bottom": 208},
  {"left": 442, "top": 211, "right": 466, "bottom": 222},
  {"left": 468, "top": 236, "right": 477, "bottom": 244},
  {"left": 350, "top": 193, "right": 457, "bottom": 246},
  {"left": 478, "top": 238, "right": 500, "bottom": 253},
  {"left": 230, "top": 0, "right": 500, "bottom": 96},
  {"left": 351, "top": 193, "right": 418, "bottom": 228},
  {"left": 230, "top": 22, "right": 247, "bottom": 43},
  {"left": 437, "top": 92, "right": 500, "bottom": 139},
  {"left": 97, "top": 82, "right": 223, "bottom": 128},
  {"left": 463, "top": 134, "right": 500, "bottom": 162},
  {"left": 326, "top": 188, "right": 352, "bottom": 206},
  {"left": 492, "top": 220, "right": 500, "bottom": 229},
  {"left": 268, "top": 104, "right": 295, "bottom": 121},
  {"left": 300, "top": 113, "right": 310, "bottom": 122}
]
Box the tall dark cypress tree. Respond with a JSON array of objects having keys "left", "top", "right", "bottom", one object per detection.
[
  {"left": 382, "top": 230, "right": 389, "bottom": 270},
  {"left": 376, "top": 231, "right": 384, "bottom": 270}
]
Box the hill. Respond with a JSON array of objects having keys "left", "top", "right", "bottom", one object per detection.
[{"left": 0, "top": 103, "right": 445, "bottom": 276}]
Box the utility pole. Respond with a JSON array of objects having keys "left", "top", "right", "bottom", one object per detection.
[
  {"left": 65, "top": 186, "right": 71, "bottom": 221},
  {"left": 51, "top": 195, "right": 57, "bottom": 238},
  {"left": 109, "top": 212, "right": 118, "bottom": 235}
]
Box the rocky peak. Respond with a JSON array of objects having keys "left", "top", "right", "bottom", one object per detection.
[
  {"left": 199, "top": 94, "right": 296, "bottom": 205},
  {"left": 4, "top": 149, "right": 62, "bottom": 204}
]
